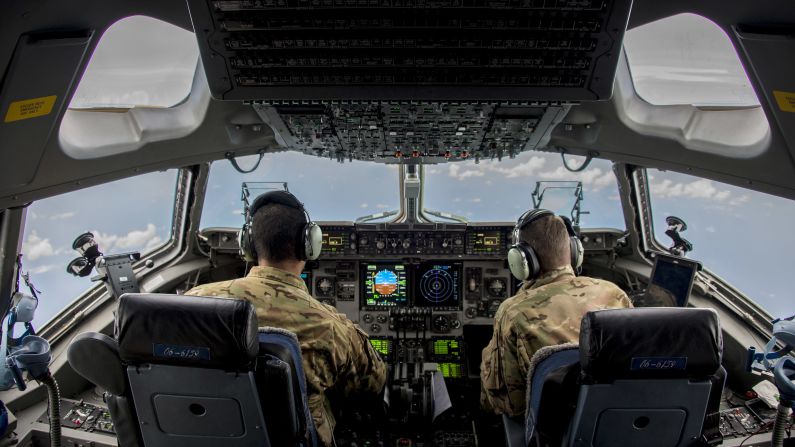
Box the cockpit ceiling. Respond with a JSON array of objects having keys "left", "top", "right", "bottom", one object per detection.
[
  {"left": 1, "top": 0, "right": 795, "bottom": 208},
  {"left": 187, "top": 0, "right": 632, "bottom": 102}
]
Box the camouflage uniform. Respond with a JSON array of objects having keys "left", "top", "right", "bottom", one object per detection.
[
  {"left": 480, "top": 265, "right": 632, "bottom": 416},
  {"left": 186, "top": 266, "right": 387, "bottom": 446}
]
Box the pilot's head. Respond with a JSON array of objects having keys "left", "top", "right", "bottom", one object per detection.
[
  {"left": 517, "top": 214, "right": 571, "bottom": 274},
  {"left": 252, "top": 201, "right": 308, "bottom": 266},
  {"left": 246, "top": 191, "right": 322, "bottom": 272}
]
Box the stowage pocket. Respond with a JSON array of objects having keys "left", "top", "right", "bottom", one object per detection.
[{"left": 480, "top": 339, "right": 504, "bottom": 392}]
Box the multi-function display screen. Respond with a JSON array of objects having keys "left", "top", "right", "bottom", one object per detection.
[
  {"left": 361, "top": 263, "right": 408, "bottom": 307},
  {"left": 413, "top": 262, "right": 462, "bottom": 308},
  {"left": 468, "top": 230, "right": 504, "bottom": 254}
]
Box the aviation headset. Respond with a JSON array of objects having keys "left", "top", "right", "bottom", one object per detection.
[
  {"left": 507, "top": 209, "right": 584, "bottom": 281},
  {"left": 238, "top": 190, "right": 323, "bottom": 263}
]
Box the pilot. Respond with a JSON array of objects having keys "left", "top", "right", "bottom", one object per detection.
[
  {"left": 480, "top": 209, "right": 632, "bottom": 416},
  {"left": 185, "top": 191, "right": 386, "bottom": 446}
]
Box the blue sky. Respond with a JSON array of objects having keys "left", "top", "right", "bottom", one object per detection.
[{"left": 18, "top": 151, "right": 793, "bottom": 329}]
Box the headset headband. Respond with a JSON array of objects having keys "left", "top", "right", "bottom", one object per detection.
[
  {"left": 512, "top": 209, "right": 554, "bottom": 243},
  {"left": 248, "top": 190, "right": 309, "bottom": 222}
]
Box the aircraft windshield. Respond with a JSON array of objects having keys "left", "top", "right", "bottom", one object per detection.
[
  {"left": 201, "top": 151, "right": 625, "bottom": 228},
  {"left": 647, "top": 169, "right": 793, "bottom": 318}
]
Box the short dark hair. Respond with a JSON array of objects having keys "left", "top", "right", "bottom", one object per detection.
[
  {"left": 251, "top": 203, "right": 307, "bottom": 263},
  {"left": 518, "top": 215, "right": 570, "bottom": 272}
]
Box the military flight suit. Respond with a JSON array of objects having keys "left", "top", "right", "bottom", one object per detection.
[
  {"left": 186, "top": 266, "right": 387, "bottom": 446},
  {"left": 480, "top": 265, "right": 632, "bottom": 416}
]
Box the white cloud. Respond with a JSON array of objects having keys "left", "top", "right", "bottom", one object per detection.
[
  {"left": 729, "top": 194, "right": 750, "bottom": 206},
  {"left": 22, "top": 231, "right": 55, "bottom": 261},
  {"left": 650, "top": 178, "right": 736, "bottom": 203},
  {"left": 470, "top": 198, "right": 482, "bottom": 203},
  {"left": 93, "top": 224, "right": 162, "bottom": 252},
  {"left": 360, "top": 203, "right": 369, "bottom": 208},
  {"left": 705, "top": 226, "right": 716, "bottom": 233},
  {"left": 231, "top": 209, "right": 243, "bottom": 216},
  {"left": 145, "top": 236, "right": 164, "bottom": 249},
  {"left": 31, "top": 264, "right": 56, "bottom": 274},
  {"left": 375, "top": 204, "right": 390, "bottom": 209},
  {"left": 49, "top": 212, "right": 76, "bottom": 220},
  {"left": 448, "top": 164, "right": 485, "bottom": 180},
  {"left": 443, "top": 155, "right": 614, "bottom": 191}
]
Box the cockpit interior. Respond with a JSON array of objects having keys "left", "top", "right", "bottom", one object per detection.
[{"left": 0, "top": 0, "right": 794, "bottom": 446}]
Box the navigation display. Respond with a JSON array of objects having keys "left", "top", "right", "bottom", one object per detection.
[
  {"left": 361, "top": 263, "right": 408, "bottom": 307},
  {"left": 413, "top": 262, "right": 462, "bottom": 308},
  {"left": 468, "top": 230, "right": 503, "bottom": 254}
]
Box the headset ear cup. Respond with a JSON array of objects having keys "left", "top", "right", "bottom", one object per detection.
[
  {"left": 239, "top": 224, "right": 256, "bottom": 263},
  {"left": 508, "top": 246, "right": 529, "bottom": 281},
  {"left": 305, "top": 223, "right": 323, "bottom": 261},
  {"left": 571, "top": 236, "right": 584, "bottom": 270},
  {"left": 508, "top": 244, "right": 541, "bottom": 281}
]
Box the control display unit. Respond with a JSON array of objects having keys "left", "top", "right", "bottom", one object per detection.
[
  {"left": 468, "top": 230, "right": 504, "bottom": 254},
  {"left": 362, "top": 263, "right": 409, "bottom": 307},
  {"left": 413, "top": 262, "right": 462, "bottom": 308}
]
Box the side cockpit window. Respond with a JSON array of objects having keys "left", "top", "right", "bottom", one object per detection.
[
  {"left": 646, "top": 168, "right": 794, "bottom": 318},
  {"left": 19, "top": 170, "right": 178, "bottom": 328}
]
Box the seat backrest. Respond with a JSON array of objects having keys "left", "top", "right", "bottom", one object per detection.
[
  {"left": 524, "top": 343, "right": 580, "bottom": 445},
  {"left": 67, "top": 332, "right": 142, "bottom": 447},
  {"left": 115, "top": 293, "right": 267, "bottom": 447},
  {"left": 256, "top": 327, "right": 318, "bottom": 447},
  {"left": 568, "top": 307, "right": 724, "bottom": 447}
]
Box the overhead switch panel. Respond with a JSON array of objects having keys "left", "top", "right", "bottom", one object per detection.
[{"left": 187, "top": 0, "right": 632, "bottom": 101}]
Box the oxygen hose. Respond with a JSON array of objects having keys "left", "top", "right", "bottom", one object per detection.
[
  {"left": 770, "top": 401, "right": 791, "bottom": 447},
  {"left": 40, "top": 374, "right": 61, "bottom": 447}
]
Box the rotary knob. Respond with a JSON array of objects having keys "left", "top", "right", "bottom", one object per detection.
[
  {"left": 362, "top": 314, "right": 373, "bottom": 324},
  {"left": 441, "top": 240, "right": 450, "bottom": 248},
  {"left": 376, "top": 240, "right": 385, "bottom": 250},
  {"left": 453, "top": 236, "right": 463, "bottom": 246},
  {"left": 360, "top": 236, "right": 369, "bottom": 246},
  {"left": 376, "top": 314, "right": 388, "bottom": 324},
  {"left": 402, "top": 239, "right": 411, "bottom": 249},
  {"left": 370, "top": 323, "right": 382, "bottom": 333},
  {"left": 465, "top": 307, "right": 478, "bottom": 319}
]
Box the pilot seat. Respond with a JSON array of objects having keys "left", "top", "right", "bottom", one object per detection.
[
  {"left": 505, "top": 307, "right": 725, "bottom": 447},
  {"left": 66, "top": 293, "right": 317, "bottom": 447}
]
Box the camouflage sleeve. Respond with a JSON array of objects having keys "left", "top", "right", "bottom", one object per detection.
[
  {"left": 331, "top": 316, "right": 387, "bottom": 396},
  {"left": 480, "top": 310, "right": 527, "bottom": 416}
]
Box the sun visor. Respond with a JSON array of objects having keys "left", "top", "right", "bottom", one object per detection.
[
  {"left": 0, "top": 30, "right": 94, "bottom": 193},
  {"left": 186, "top": 0, "right": 632, "bottom": 102}
]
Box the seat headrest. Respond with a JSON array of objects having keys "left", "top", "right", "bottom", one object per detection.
[
  {"left": 67, "top": 332, "right": 126, "bottom": 396},
  {"left": 580, "top": 307, "right": 722, "bottom": 382},
  {"left": 116, "top": 293, "right": 259, "bottom": 370}
]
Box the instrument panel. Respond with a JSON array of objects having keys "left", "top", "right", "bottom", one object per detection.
[{"left": 198, "top": 223, "right": 625, "bottom": 342}]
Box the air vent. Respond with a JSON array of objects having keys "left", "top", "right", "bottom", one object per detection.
[{"left": 187, "top": 0, "right": 631, "bottom": 101}]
